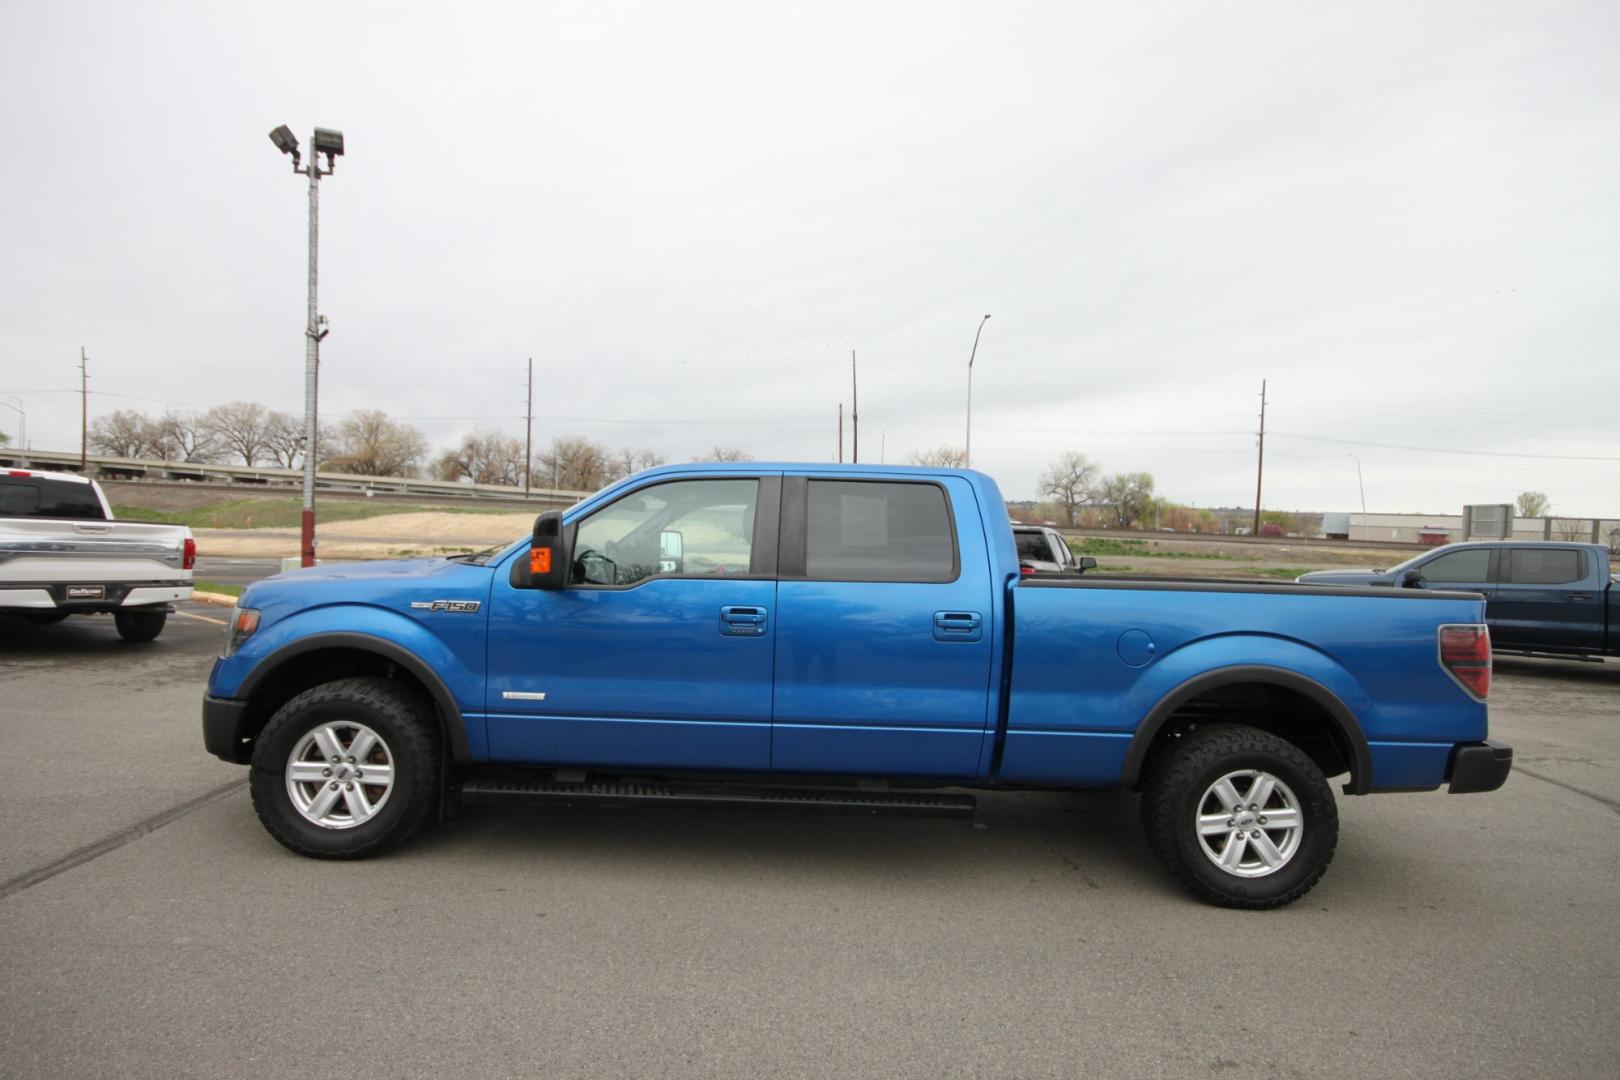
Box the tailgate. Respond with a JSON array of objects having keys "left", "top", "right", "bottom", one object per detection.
[{"left": 0, "top": 518, "right": 193, "bottom": 584}]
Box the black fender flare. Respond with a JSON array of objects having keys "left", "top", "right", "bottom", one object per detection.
[
  {"left": 237, "top": 632, "right": 471, "bottom": 764},
  {"left": 1120, "top": 665, "right": 1374, "bottom": 795}
]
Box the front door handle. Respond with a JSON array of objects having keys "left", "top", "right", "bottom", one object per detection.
[
  {"left": 719, "top": 605, "right": 768, "bottom": 637},
  {"left": 933, "top": 610, "right": 983, "bottom": 643},
  {"left": 1568, "top": 594, "right": 1593, "bottom": 603}
]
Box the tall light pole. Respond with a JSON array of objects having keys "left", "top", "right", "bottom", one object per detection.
[
  {"left": 964, "top": 314, "right": 991, "bottom": 468},
  {"left": 269, "top": 124, "right": 344, "bottom": 567},
  {"left": 1348, "top": 453, "right": 1366, "bottom": 538},
  {"left": 0, "top": 397, "right": 24, "bottom": 467}
]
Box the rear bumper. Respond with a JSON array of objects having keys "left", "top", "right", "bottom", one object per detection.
[
  {"left": 202, "top": 695, "right": 254, "bottom": 764},
  {"left": 1447, "top": 740, "right": 1513, "bottom": 794}
]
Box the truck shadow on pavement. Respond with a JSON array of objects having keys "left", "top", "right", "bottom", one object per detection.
[
  {"left": 1494, "top": 655, "right": 1620, "bottom": 686},
  {"left": 416, "top": 787, "right": 1167, "bottom": 896}
]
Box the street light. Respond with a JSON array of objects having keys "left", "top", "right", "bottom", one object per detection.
[
  {"left": 1348, "top": 453, "right": 1366, "bottom": 538},
  {"left": 964, "top": 314, "right": 991, "bottom": 468},
  {"left": 0, "top": 397, "right": 24, "bottom": 467},
  {"left": 269, "top": 122, "right": 344, "bottom": 567}
]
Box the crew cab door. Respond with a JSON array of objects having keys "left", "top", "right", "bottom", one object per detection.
[
  {"left": 1409, "top": 546, "right": 1497, "bottom": 607},
  {"left": 1492, "top": 547, "right": 1601, "bottom": 652},
  {"left": 770, "top": 475, "right": 994, "bottom": 779},
  {"left": 484, "top": 475, "right": 780, "bottom": 771}
]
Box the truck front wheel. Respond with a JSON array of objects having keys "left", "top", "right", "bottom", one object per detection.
[
  {"left": 249, "top": 677, "right": 440, "bottom": 859},
  {"left": 1141, "top": 724, "right": 1338, "bottom": 909}
]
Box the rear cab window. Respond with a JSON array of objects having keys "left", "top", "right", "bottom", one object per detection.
[
  {"left": 0, "top": 476, "right": 107, "bottom": 519},
  {"left": 804, "top": 480, "right": 957, "bottom": 582},
  {"left": 1504, "top": 549, "right": 1586, "bottom": 585}
]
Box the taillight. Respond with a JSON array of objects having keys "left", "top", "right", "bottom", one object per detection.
[
  {"left": 183, "top": 537, "right": 197, "bottom": 570},
  {"left": 1020, "top": 565, "right": 1035, "bottom": 576},
  {"left": 1439, "top": 624, "right": 1490, "bottom": 700},
  {"left": 7, "top": 469, "right": 31, "bottom": 477}
]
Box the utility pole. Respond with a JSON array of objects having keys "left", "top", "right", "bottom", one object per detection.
[
  {"left": 524, "top": 357, "right": 533, "bottom": 495},
  {"left": 837, "top": 403, "right": 844, "bottom": 463},
  {"left": 1252, "top": 378, "right": 1267, "bottom": 536},
  {"left": 79, "top": 348, "right": 88, "bottom": 471},
  {"left": 881, "top": 429, "right": 886, "bottom": 465},
  {"left": 851, "top": 350, "right": 859, "bottom": 464}
]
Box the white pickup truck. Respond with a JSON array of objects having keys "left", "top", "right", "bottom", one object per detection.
[{"left": 0, "top": 468, "right": 195, "bottom": 642}]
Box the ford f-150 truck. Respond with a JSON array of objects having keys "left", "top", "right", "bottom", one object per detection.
[
  {"left": 203, "top": 464, "right": 1510, "bottom": 908},
  {"left": 1299, "top": 541, "right": 1618, "bottom": 660},
  {"left": 1, "top": 468, "right": 195, "bottom": 641}
]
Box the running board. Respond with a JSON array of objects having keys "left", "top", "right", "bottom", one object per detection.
[{"left": 459, "top": 776, "right": 976, "bottom": 819}]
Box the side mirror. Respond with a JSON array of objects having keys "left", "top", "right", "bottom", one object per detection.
[
  {"left": 512, "top": 510, "right": 570, "bottom": 590},
  {"left": 659, "top": 529, "right": 685, "bottom": 575},
  {"left": 1402, "top": 569, "right": 1425, "bottom": 588},
  {"left": 1076, "top": 557, "right": 1098, "bottom": 574}
]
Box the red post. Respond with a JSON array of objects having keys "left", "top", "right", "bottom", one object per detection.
[{"left": 301, "top": 508, "right": 316, "bottom": 567}]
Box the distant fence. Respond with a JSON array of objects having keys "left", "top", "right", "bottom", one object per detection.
[{"left": 0, "top": 447, "right": 590, "bottom": 504}]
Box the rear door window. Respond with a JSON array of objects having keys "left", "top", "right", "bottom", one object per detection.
[
  {"left": 805, "top": 480, "right": 957, "bottom": 583},
  {"left": 0, "top": 477, "right": 106, "bottom": 519},
  {"left": 1504, "top": 549, "right": 1585, "bottom": 585}
]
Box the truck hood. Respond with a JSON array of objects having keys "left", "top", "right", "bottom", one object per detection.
[
  {"left": 1296, "top": 569, "right": 1394, "bottom": 587},
  {"left": 239, "top": 556, "right": 494, "bottom": 617}
]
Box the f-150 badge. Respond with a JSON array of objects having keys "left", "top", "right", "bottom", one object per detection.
[{"left": 410, "top": 600, "right": 482, "bottom": 613}]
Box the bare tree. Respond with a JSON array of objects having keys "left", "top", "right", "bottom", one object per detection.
[
  {"left": 904, "top": 445, "right": 967, "bottom": 467},
  {"left": 331, "top": 409, "right": 430, "bottom": 477},
  {"left": 1553, "top": 517, "right": 1588, "bottom": 542},
  {"left": 537, "top": 436, "right": 613, "bottom": 490},
  {"left": 155, "top": 411, "right": 214, "bottom": 462},
  {"left": 1515, "top": 491, "right": 1550, "bottom": 518},
  {"left": 1096, "top": 471, "right": 1157, "bottom": 528},
  {"left": 434, "top": 430, "right": 527, "bottom": 486},
  {"left": 263, "top": 411, "right": 306, "bottom": 469},
  {"left": 695, "top": 447, "right": 752, "bottom": 463},
  {"left": 1038, "top": 451, "right": 1099, "bottom": 526},
  {"left": 90, "top": 410, "right": 161, "bottom": 458},
  {"left": 612, "top": 447, "right": 666, "bottom": 480},
  {"left": 201, "top": 402, "right": 273, "bottom": 466}
]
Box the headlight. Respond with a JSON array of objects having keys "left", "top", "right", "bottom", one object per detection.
[{"left": 223, "top": 606, "right": 261, "bottom": 657}]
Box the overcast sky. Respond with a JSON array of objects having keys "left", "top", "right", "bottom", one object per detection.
[{"left": 2, "top": 1, "right": 1616, "bottom": 514}]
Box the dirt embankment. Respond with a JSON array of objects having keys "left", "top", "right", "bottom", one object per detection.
[{"left": 195, "top": 511, "right": 533, "bottom": 560}]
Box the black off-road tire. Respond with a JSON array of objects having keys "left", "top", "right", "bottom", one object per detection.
[
  {"left": 113, "top": 609, "right": 167, "bottom": 642},
  {"left": 1141, "top": 724, "right": 1338, "bottom": 910},
  {"left": 249, "top": 677, "right": 441, "bottom": 859}
]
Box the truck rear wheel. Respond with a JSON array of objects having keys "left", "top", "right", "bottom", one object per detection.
[
  {"left": 113, "top": 609, "right": 166, "bottom": 642},
  {"left": 1141, "top": 724, "right": 1338, "bottom": 909},
  {"left": 249, "top": 677, "right": 440, "bottom": 859}
]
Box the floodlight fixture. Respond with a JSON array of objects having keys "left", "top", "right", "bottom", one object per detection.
[
  {"left": 269, "top": 124, "right": 300, "bottom": 157},
  {"left": 312, "top": 127, "right": 345, "bottom": 158}
]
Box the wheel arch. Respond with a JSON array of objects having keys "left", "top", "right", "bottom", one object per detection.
[
  {"left": 1122, "top": 665, "right": 1374, "bottom": 795},
  {"left": 234, "top": 633, "right": 470, "bottom": 765}
]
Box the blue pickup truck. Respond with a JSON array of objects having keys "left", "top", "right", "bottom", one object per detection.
[
  {"left": 1299, "top": 541, "right": 1618, "bottom": 660},
  {"left": 203, "top": 464, "right": 1510, "bottom": 908}
]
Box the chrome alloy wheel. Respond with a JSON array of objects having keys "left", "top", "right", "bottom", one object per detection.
[
  {"left": 285, "top": 722, "right": 395, "bottom": 830},
  {"left": 1195, "top": 769, "right": 1303, "bottom": 878}
]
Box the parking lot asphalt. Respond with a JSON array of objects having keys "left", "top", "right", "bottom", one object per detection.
[{"left": 1, "top": 607, "right": 1617, "bottom": 1079}]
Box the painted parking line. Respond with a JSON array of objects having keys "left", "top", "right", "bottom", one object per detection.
[{"left": 174, "top": 610, "right": 228, "bottom": 627}]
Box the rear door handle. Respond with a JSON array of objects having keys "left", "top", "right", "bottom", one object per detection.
[
  {"left": 719, "top": 605, "right": 768, "bottom": 637},
  {"left": 1568, "top": 594, "right": 1593, "bottom": 603},
  {"left": 933, "top": 610, "right": 983, "bottom": 643}
]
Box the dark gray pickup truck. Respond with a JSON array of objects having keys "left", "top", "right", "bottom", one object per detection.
[{"left": 1299, "top": 541, "right": 1618, "bottom": 659}]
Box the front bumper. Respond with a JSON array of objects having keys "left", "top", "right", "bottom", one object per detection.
[
  {"left": 1447, "top": 740, "right": 1513, "bottom": 794},
  {"left": 202, "top": 695, "right": 254, "bottom": 764}
]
